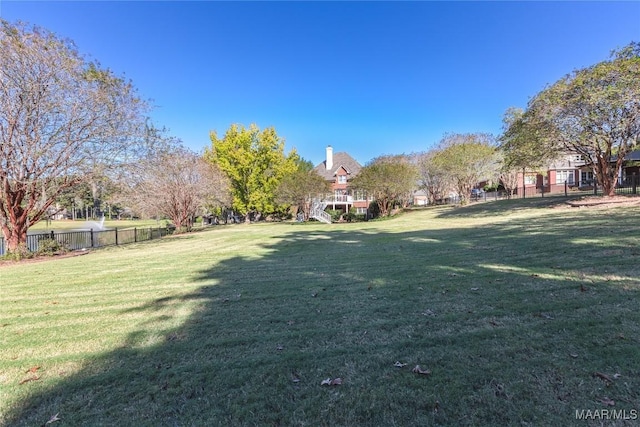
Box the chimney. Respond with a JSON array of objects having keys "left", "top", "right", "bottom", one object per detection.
[{"left": 326, "top": 145, "right": 333, "bottom": 171}]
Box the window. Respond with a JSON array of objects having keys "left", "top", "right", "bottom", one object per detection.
[
  {"left": 556, "top": 170, "right": 575, "bottom": 185},
  {"left": 580, "top": 171, "right": 594, "bottom": 183},
  {"left": 353, "top": 190, "right": 367, "bottom": 201},
  {"left": 356, "top": 207, "right": 367, "bottom": 214},
  {"left": 337, "top": 175, "right": 347, "bottom": 184},
  {"left": 524, "top": 175, "right": 537, "bottom": 185},
  {"left": 574, "top": 155, "right": 583, "bottom": 162}
]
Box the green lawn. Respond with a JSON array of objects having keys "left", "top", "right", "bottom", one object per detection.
[
  {"left": 1, "top": 197, "right": 639, "bottom": 426},
  {"left": 29, "top": 218, "right": 167, "bottom": 232}
]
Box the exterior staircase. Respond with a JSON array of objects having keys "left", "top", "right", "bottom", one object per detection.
[{"left": 310, "top": 200, "right": 331, "bottom": 224}]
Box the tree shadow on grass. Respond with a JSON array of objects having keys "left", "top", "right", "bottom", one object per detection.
[
  {"left": 4, "top": 211, "right": 640, "bottom": 426},
  {"left": 432, "top": 195, "right": 584, "bottom": 219}
]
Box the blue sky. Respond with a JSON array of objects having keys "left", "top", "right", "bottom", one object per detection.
[{"left": 1, "top": 1, "right": 639, "bottom": 166}]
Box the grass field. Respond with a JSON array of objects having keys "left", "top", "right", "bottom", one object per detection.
[
  {"left": 29, "top": 218, "right": 167, "bottom": 232},
  {"left": 1, "top": 196, "right": 639, "bottom": 426}
]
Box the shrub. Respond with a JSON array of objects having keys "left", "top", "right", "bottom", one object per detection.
[
  {"left": 326, "top": 209, "right": 342, "bottom": 222},
  {"left": 36, "top": 238, "right": 68, "bottom": 256},
  {"left": 368, "top": 201, "right": 381, "bottom": 219},
  {"left": 2, "top": 244, "right": 33, "bottom": 261},
  {"left": 345, "top": 208, "right": 366, "bottom": 222}
]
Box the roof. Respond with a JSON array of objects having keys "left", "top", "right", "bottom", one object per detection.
[
  {"left": 611, "top": 150, "right": 640, "bottom": 162},
  {"left": 313, "top": 152, "right": 363, "bottom": 180},
  {"left": 624, "top": 150, "right": 640, "bottom": 162}
]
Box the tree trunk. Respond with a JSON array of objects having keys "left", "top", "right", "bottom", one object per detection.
[
  {"left": 595, "top": 156, "right": 618, "bottom": 197},
  {"left": 601, "top": 177, "right": 616, "bottom": 196},
  {"left": 2, "top": 223, "right": 28, "bottom": 252},
  {"left": 90, "top": 180, "right": 101, "bottom": 217}
]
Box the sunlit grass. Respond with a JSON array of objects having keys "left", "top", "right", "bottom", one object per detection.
[
  {"left": 1, "top": 197, "right": 639, "bottom": 426},
  {"left": 29, "top": 218, "right": 166, "bottom": 231}
]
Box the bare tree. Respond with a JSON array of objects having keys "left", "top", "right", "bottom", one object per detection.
[
  {"left": 126, "top": 147, "right": 230, "bottom": 231},
  {"left": 0, "top": 20, "right": 151, "bottom": 251},
  {"left": 498, "top": 166, "right": 520, "bottom": 198}
]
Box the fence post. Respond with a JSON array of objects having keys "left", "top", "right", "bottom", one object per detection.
[
  {"left": 134, "top": 228, "right": 137, "bottom": 243},
  {"left": 115, "top": 228, "right": 118, "bottom": 246},
  {"left": 90, "top": 228, "right": 94, "bottom": 248},
  {"left": 50, "top": 230, "right": 55, "bottom": 239},
  {"left": 633, "top": 173, "right": 637, "bottom": 195}
]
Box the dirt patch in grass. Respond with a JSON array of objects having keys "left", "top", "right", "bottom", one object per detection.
[{"left": 556, "top": 195, "right": 640, "bottom": 209}]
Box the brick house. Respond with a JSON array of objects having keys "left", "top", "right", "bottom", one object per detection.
[
  {"left": 312, "top": 146, "right": 371, "bottom": 216},
  {"left": 514, "top": 150, "right": 640, "bottom": 196}
]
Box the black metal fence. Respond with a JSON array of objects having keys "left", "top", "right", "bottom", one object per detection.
[{"left": 0, "top": 227, "right": 173, "bottom": 256}]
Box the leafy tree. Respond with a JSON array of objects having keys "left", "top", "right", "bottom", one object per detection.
[
  {"left": 414, "top": 151, "right": 451, "bottom": 204},
  {"left": 205, "top": 124, "right": 299, "bottom": 222},
  {"left": 126, "top": 145, "right": 230, "bottom": 231},
  {"left": 432, "top": 133, "right": 499, "bottom": 205},
  {"left": 350, "top": 155, "right": 418, "bottom": 217},
  {"left": 498, "top": 107, "right": 557, "bottom": 197},
  {"left": 526, "top": 42, "right": 640, "bottom": 196},
  {"left": 499, "top": 107, "right": 556, "bottom": 170},
  {"left": 276, "top": 169, "right": 330, "bottom": 220},
  {"left": 295, "top": 157, "right": 315, "bottom": 173},
  {"left": 56, "top": 182, "right": 94, "bottom": 219},
  {"left": 0, "top": 20, "right": 151, "bottom": 251}
]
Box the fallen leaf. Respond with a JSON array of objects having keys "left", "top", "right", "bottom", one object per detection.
[
  {"left": 19, "top": 375, "right": 39, "bottom": 385},
  {"left": 613, "top": 373, "right": 622, "bottom": 379},
  {"left": 276, "top": 344, "right": 284, "bottom": 351},
  {"left": 569, "top": 353, "right": 579, "bottom": 358},
  {"left": 470, "top": 287, "right": 479, "bottom": 291},
  {"left": 25, "top": 366, "right": 40, "bottom": 374},
  {"left": 599, "top": 397, "right": 615, "bottom": 406},
  {"left": 45, "top": 413, "right": 61, "bottom": 425},
  {"left": 412, "top": 365, "right": 431, "bottom": 375},
  {"left": 321, "top": 377, "right": 342, "bottom": 386},
  {"left": 594, "top": 372, "right": 613, "bottom": 383},
  {"left": 394, "top": 361, "right": 407, "bottom": 368},
  {"left": 422, "top": 309, "right": 435, "bottom": 317}
]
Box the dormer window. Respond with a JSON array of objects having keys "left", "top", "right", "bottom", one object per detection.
[{"left": 338, "top": 175, "right": 347, "bottom": 184}]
